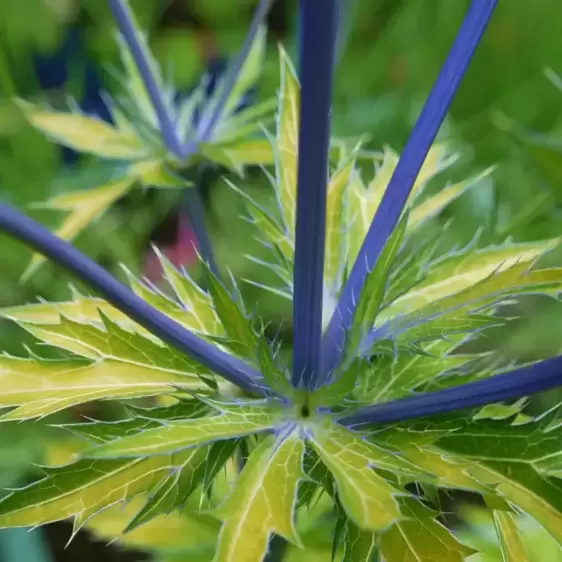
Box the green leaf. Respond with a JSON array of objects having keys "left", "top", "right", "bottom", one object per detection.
[
  {"left": 62, "top": 401, "right": 207, "bottom": 447},
  {"left": 380, "top": 498, "right": 474, "bottom": 562},
  {"left": 346, "top": 213, "right": 408, "bottom": 356},
  {"left": 23, "top": 178, "right": 135, "bottom": 279},
  {"left": 428, "top": 410, "right": 562, "bottom": 544},
  {"left": 310, "top": 420, "right": 407, "bottom": 531},
  {"left": 198, "top": 142, "right": 244, "bottom": 174},
  {"left": 213, "top": 431, "right": 304, "bottom": 562},
  {"left": 156, "top": 250, "right": 223, "bottom": 336},
  {"left": 123, "top": 441, "right": 238, "bottom": 533},
  {"left": 354, "top": 339, "right": 472, "bottom": 403},
  {"left": 0, "top": 449, "right": 195, "bottom": 535},
  {"left": 204, "top": 267, "right": 258, "bottom": 355},
  {"left": 85, "top": 402, "right": 284, "bottom": 458},
  {"left": 17, "top": 100, "right": 147, "bottom": 159},
  {"left": 337, "top": 518, "right": 378, "bottom": 562},
  {"left": 18, "top": 311, "right": 211, "bottom": 379}
]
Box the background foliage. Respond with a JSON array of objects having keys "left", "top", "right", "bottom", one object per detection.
[{"left": 1, "top": 0, "right": 562, "bottom": 560}]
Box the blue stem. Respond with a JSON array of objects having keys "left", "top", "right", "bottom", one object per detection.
[
  {"left": 321, "top": 0, "right": 498, "bottom": 378},
  {"left": 108, "top": 0, "right": 184, "bottom": 156},
  {"left": 291, "top": 0, "right": 337, "bottom": 389},
  {"left": 0, "top": 203, "right": 266, "bottom": 395},
  {"left": 182, "top": 175, "right": 219, "bottom": 277},
  {"left": 339, "top": 355, "right": 562, "bottom": 428},
  {"left": 184, "top": 0, "right": 273, "bottom": 156}
]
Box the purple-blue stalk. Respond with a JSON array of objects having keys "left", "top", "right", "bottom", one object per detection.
[
  {"left": 2, "top": 0, "right": 562, "bottom": 427},
  {"left": 291, "top": 0, "right": 337, "bottom": 388},
  {"left": 321, "top": 0, "right": 499, "bottom": 380}
]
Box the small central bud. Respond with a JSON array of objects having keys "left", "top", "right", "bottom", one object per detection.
[{"left": 300, "top": 403, "right": 311, "bottom": 418}]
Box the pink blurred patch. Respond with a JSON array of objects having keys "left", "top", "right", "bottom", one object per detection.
[{"left": 142, "top": 219, "right": 199, "bottom": 284}]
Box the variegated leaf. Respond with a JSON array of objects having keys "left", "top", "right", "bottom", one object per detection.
[
  {"left": 17, "top": 100, "right": 147, "bottom": 159},
  {"left": 275, "top": 46, "right": 300, "bottom": 237},
  {"left": 379, "top": 238, "right": 560, "bottom": 322},
  {"left": 213, "top": 431, "right": 304, "bottom": 562},
  {"left": 86, "top": 402, "right": 284, "bottom": 458},
  {"left": 310, "top": 420, "right": 407, "bottom": 531},
  {"left": 23, "top": 178, "right": 135, "bottom": 279},
  {"left": 324, "top": 157, "right": 354, "bottom": 290},
  {"left": 0, "top": 449, "right": 196, "bottom": 536}
]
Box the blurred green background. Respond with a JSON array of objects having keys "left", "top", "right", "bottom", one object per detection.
[{"left": 0, "top": 0, "right": 562, "bottom": 560}]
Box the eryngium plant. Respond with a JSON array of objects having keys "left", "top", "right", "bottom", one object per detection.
[{"left": 1, "top": 0, "right": 562, "bottom": 560}]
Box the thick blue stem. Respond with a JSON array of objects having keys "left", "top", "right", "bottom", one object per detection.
[
  {"left": 108, "top": 0, "right": 184, "bottom": 156},
  {"left": 0, "top": 203, "right": 266, "bottom": 395},
  {"left": 339, "top": 355, "right": 562, "bottom": 428},
  {"left": 291, "top": 0, "right": 337, "bottom": 389},
  {"left": 321, "top": 0, "right": 498, "bottom": 378}
]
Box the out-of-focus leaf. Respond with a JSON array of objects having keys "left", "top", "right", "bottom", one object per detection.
[
  {"left": 23, "top": 178, "right": 134, "bottom": 279},
  {"left": 17, "top": 100, "right": 147, "bottom": 160}
]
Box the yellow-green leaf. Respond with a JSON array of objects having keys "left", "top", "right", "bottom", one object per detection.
[
  {"left": 23, "top": 178, "right": 134, "bottom": 280},
  {"left": 18, "top": 100, "right": 146, "bottom": 159},
  {"left": 346, "top": 212, "right": 408, "bottom": 356},
  {"left": 379, "top": 238, "right": 560, "bottom": 323},
  {"left": 493, "top": 510, "right": 532, "bottom": 562},
  {"left": 125, "top": 266, "right": 222, "bottom": 337},
  {"left": 325, "top": 158, "right": 354, "bottom": 290},
  {"left": 157, "top": 250, "right": 223, "bottom": 335},
  {"left": 213, "top": 431, "right": 304, "bottom": 562},
  {"left": 129, "top": 160, "right": 189, "bottom": 188},
  {"left": 346, "top": 144, "right": 456, "bottom": 266},
  {"left": 310, "top": 420, "right": 405, "bottom": 531},
  {"left": 220, "top": 26, "right": 267, "bottom": 120},
  {"left": 215, "top": 138, "right": 275, "bottom": 166},
  {"left": 0, "top": 450, "right": 194, "bottom": 535},
  {"left": 401, "top": 446, "right": 487, "bottom": 492},
  {"left": 0, "top": 297, "right": 134, "bottom": 329},
  {"left": 0, "top": 354, "right": 207, "bottom": 421},
  {"left": 407, "top": 167, "right": 494, "bottom": 232},
  {"left": 276, "top": 46, "right": 300, "bottom": 236},
  {"left": 86, "top": 403, "right": 283, "bottom": 458}
]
